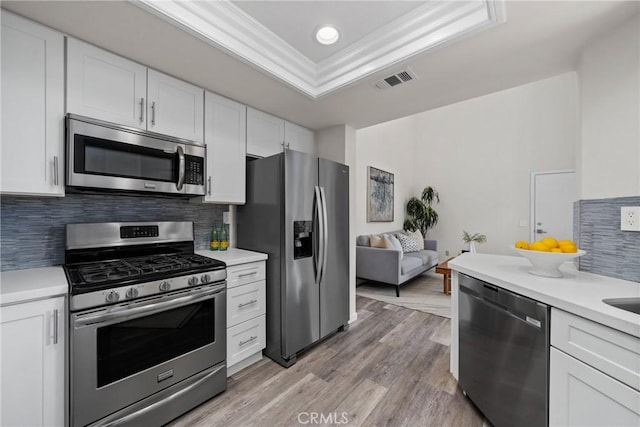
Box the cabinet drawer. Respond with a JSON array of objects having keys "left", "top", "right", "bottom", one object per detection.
[
  {"left": 551, "top": 308, "right": 640, "bottom": 391},
  {"left": 227, "top": 280, "right": 266, "bottom": 327},
  {"left": 227, "top": 315, "right": 265, "bottom": 367},
  {"left": 550, "top": 348, "right": 640, "bottom": 426},
  {"left": 226, "top": 261, "right": 265, "bottom": 288}
]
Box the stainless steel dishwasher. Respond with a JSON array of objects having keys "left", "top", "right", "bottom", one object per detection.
[{"left": 459, "top": 273, "right": 549, "bottom": 427}]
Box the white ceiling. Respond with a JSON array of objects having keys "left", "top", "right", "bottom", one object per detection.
[
  {"left": 2, "top": 1, "right": 638, "bottom": 132},
  {"left": 232, "top": 1, "right": 426, "bottom": 63}
]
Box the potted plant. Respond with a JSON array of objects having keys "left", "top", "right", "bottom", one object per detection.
[
  {"left": 403, "top": 186, "right": 439, "bottom": 237},
  {"left": 462, "top": 230, "right": 487, "bottom": 253}
]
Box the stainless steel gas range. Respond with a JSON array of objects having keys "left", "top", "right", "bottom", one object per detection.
[{"left": 63, "top": 221, "right": 227, "bottom": 427}]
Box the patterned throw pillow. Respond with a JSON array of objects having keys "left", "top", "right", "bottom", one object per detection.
[{"left": 396, "top": 232, "right": 421, "bottom": 253}]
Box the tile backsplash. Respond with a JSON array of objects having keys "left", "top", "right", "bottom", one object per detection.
[
  {"left": 1, "top": 193, "right": 225, "bottom": 271},
  {"left": 574, "top": 196, "right": 640, "bottom": 282}
]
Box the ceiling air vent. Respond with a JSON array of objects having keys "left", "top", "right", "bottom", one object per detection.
[{"left": 372, "top": 68, "right": 417, "bottom": 91}]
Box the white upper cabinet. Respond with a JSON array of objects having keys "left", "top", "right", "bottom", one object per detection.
[
  {"left": 67, "top": 38, "right": 147, "bottom": 129},
  {"left": 147, "top": 69, "right": 204, "bottom": 143},
  {"left": 203, "top": 92, "right": 246, "bottom": 204},
  {"left": 246, "top": 107, "right": 285, "bottom": 158},
  {"left": 246, "top": 108, "right": 316, "bottom": 158},
  {"left": 1, "top": 11, "right": 65, "bottom": 196},
  {"left": 67, "top": 39, "right": 204, "bottom": 143},
  {"left": 285, "top": 121, "right": 316, "bottom": 155}
]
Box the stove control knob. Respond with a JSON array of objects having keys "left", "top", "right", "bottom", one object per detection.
[
  {"left": 126, "top": 288, "right": 139, "bottom": 299},
  {"left": 188, "top": 276, "right": 199, "bottom": 287},
  {"left": 159, "top": 281, "right": 171, "bottom": 292},
  {"left": 105, "top": 291, "right": 120, "bottom": 304},
  {"left": 200, "top": 274, "right": 211, "bottom": 284}
]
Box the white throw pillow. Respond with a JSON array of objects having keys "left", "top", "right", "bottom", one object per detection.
[
  {"left": 369, "top": 234, "right": 393, "bottom": 249},
  {"left": 385, "top": 233, "right": 404, "bottom": 258},
  {"left": 407, "top": 229, "right": 425, "bottom": 250}
]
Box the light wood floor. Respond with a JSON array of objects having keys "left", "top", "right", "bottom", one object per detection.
[{"left": 169, "top": 295, "right": 483, "bottom": 426}]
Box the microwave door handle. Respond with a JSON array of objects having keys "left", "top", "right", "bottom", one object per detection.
[{"left": 176, "top": 146, "right": 185, "bottom": 191}]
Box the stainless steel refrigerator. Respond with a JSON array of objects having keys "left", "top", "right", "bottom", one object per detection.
[{"left": 237, "top": 149, "right": 349, "bottom": 367}]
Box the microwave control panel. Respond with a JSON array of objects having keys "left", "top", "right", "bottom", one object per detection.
[{"left": 184, "top": 155, "right": 204, "bottom": 185}]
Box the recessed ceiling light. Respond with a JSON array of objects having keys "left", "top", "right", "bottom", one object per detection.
[{"left": 316, "top": 26, "right": 340, "bottom": 45}]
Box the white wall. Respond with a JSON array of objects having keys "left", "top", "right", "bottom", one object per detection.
[
  {"left": 578, "top": 15, "right": 640, "bottom": 199},
  {"left": 356, "top": 72, "right": 578, "bottom": 259},
  {"left": 355, "top": 116, "right": 416, "bottom": 236}
]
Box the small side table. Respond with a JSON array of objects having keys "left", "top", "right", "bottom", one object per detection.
[{"left": 435, "top": 257, "right": 456, "bottom": 295}]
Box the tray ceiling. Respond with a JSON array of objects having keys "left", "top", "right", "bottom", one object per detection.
[{"left": 133, "top": 0, "right": 506, "bottom": 99}]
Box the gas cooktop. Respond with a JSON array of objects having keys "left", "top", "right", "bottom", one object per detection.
[{"left": 63, "top": 221, "right": 227, "bottom": 311}]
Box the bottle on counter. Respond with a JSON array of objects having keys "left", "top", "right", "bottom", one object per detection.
[
  {"left": 220, "top": 224, "right": 228, "bottom": 251},
  {"left": 210, "top": 224, "right": 219, "bottom": 251}
]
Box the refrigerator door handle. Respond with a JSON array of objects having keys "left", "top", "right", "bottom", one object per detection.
[
  {"left": 319, "top": 186, "right": 329, "bottom": 285},
  {"left": 314, "top": 186, "right": 324, "bottom": 284}
]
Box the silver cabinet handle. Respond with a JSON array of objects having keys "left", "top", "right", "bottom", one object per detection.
[
  {"left": 239, "top": 336, "right": 258, "bottom": 346},
  {"left": 238, "top": 299, "right": 257, "bottom": 308},
  {"left": 151, "top": 101, "right": 156, "bottom": 126},
  {"left": 176, "top": 146, "right": 185, "bottom": 191},
  {"left": 536, "top": 229, "right": 547, "bottom": 234},
  {"left": 238, "top": 271, "right": 257, "bottom": 278},
  {"left": 208, "top": 176, "right": 212, "bottom": 195},
  {"left": 53, "top": 156, "right": 59, "bottom": 186},
  {"left": 53, "top": 309, "right": 59, "bottom": 344},
  {"left": 139, "top": 97, "right": 145, "bottom": 123}
]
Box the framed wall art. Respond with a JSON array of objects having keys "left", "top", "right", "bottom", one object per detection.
[{"left": 367, "top": 166, "right": 394, "bottom": 222}]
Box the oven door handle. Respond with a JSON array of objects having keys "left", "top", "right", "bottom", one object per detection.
[
  {"left": 74, "top": 285, "right": 225, "bottom": 327},
  {"left": 92, "top": 363, "right": 225, "bottom": 427}
]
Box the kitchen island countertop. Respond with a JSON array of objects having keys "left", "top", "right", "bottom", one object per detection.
[{"left": 449, "top": 253, "right": 640, "bottom": 338}]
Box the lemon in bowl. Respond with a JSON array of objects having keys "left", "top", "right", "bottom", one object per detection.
[{"left": 512, "top": 238, "right": 585, "bottom": 278}]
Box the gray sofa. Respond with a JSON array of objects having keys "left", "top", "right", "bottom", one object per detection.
[{"left": 356, "top": 232, "right": 438, "bottom": 297}]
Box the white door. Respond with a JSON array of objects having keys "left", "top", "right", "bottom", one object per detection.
[
  {"left": 284, "top": 121, "right": 316, "bottom": 155},
  {"left": 1, "top": 296, "right": 65, "bottom": 427},
  {"left": 1, "top": 11, "right": 65, "bottom": 196},
  {"left": 147, "top": 69, "right": 204, "bottom": 143},
  {"left": 246, "top": 107, "right": 284, "bottom": 158},
  {"left": 531, "top": 170, "right": 576, "bottom": 242},
  {"left": 203, "top": 91, "right": 246, "bottom": 204},
  {"left": 549, "top": 348, "right": 640, "bottom": 427}
]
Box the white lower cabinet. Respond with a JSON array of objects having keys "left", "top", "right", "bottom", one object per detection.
[
  {"left": 226, "top": 260, "right": 266, "bottom": 376},
  {"left": 549, "top": 308, "right": 640, "bottom": 427},
  {"left": 1, "top": 296, "right": 65, "bottom": 427},
  {"left": 550, "top": 348, "right": 640, "bottom": 426}
]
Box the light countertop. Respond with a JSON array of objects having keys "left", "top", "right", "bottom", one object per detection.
[
  {"left": 1, "top": 266, "right": 68, "bottom": 306},
  {"left": 449, "top": 253, "right": 640, "bottom": 338},
  {"left": 196, "top": 248, "right": 267, "bottom": 266}
]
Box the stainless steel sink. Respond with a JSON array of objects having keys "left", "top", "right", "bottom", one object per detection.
[{"left": 603, "top": 298, "right": 640, "bottom": 315}]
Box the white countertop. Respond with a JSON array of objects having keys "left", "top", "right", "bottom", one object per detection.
[
  {"left": 196, "top": 248, "right": 267, "bottom": 266},
  {"left": 449, "top": 253, "right": 640, "bottom": 338},
  {"left": 1, "top": 266, "right": 68, "bottom": 306}
]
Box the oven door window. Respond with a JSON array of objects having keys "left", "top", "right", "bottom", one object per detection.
[
  {"left": 96, "top": 299, "right": 215, "bottom": 387},
  {"left": 74, "top": 134, "right": 176, "bottom": 183}
]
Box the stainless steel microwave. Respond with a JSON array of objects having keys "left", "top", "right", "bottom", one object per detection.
[{"left": 66, "top": 114, "right": 205, "bottom": 196}]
